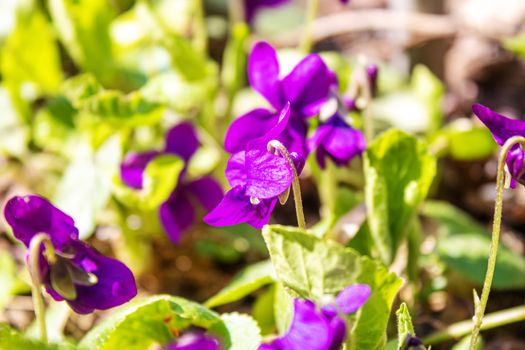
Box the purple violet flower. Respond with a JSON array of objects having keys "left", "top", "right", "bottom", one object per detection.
[
  {"left": 472, "top": 103, "right": 525, "bottom": 188},
  {"left": 259, "top": 284, "right": 371, "bottom": 350},
  {"left": 166, "top": 332, "right": 221, "bottom": 350},
  {"left": 205, "top": 105, "right": 303, "bottom": 229},
  {"left": 307, "top": 112, "right": 365, "bottom": 169},
  {"left": 3, "top": 195, "right": 137, "bottom": 314},
  {"left": 244, "top": 0, "right": 290, "bottom": 23},
  {"left": 224, "top": 41, "right": 336, "bottom": 157},
  {"left": 120, "top": 122, "right": 223, "bottom": 242}
]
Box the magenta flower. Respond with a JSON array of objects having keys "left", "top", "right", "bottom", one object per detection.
[
  {"left": 205, "top": 105, "right": 303, "bottom": 229},
  {"left": 472, "top": 103, "right": 525, "bottom": 188},
  {"left": 4, "top": 195, "right": 137, "bottom": 314},
  {"left": 224, "top": 41, "right": 335, "bottom": 157},
  {"left": 308, "top": 112, "right": 365, "bottom": 169},
  {"left": 166, "top": 332, "right": 220, "bottom": 350},
  {"left": 259, "top": 284, "right": 371, "bottom": 350},
  {"left": 120, "top": 122, "right": 223, "bottom": 242}
]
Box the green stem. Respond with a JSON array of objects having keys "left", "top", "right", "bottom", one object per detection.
[
  {"left": 193, "top": 0, "right": 207, "bottom": 54},
  {"left": 28, "top": 233, "right": 56, "bottom": 343},
  {"left": 469, "top": 135, "right": 525, "bottom": 350},
  {"left": 319, "top": 160, "right": 337, "bottom": 219},
  {"left": 300, "top": 0, "right": 319, "bottom": 52},
  {"left": 424, "top": 305, "right": 525, "bottom": 345},
  {"left": 268, "top": 140, "right": 306, "bottom": 229}
]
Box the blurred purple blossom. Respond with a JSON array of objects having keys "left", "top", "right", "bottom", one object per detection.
[
  {"left": 120, "top": 122, "right": 223, "bottom": 242},
  {"left": 4, "top": 195, "right": 137, "bottom": 314},
  {"left": 307, "top": 112, "right": 365, "bottom": 168},
  {"left": 472, "top": 103, "right": 525, "bottom": 188}
]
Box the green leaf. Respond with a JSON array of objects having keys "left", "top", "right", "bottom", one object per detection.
[
  {"left": 263, "top": 225, "right": 402, "bottom": 349},
  {"left": 34, "top": 96, "right": 76, "bottom": 154},
  {"left": 273, "top": 282, "right": 294, "bottom": 334},
  {"left": 54, "top": 135, "right": 122, "bottom": 239},
  {"left": 221, "top": 313, "right": 261, "bottom": 350},
  {"left": 252, "top": 284, "right": 276, "bottom": 335},
  {"left": 1, "top": 1, "right": 63, "bottom": 95},
  {"left": 364, "top": 129, "right": 436, "bottom": 264},
  {"left": 411, "top": 64, "right": 444, "bottom": 133},
  {"left": 79, "top": 90, "right": 164, "bottom": 127},
  {"left": 221, "top": 23, "right": 249, "bottom": 104},
  {"left": 348, "top": 257, "right": 403, "bottom": 350},
  {"left": 422, "top": 201, "right": 525, "bottom": 289},
  {"left": 396, "top": 303, "right": 415, "bottom": 350},
  {"left": 262, "top": 225, "right": 361, "bottom": 299},
  {"left": 0, "top": 323, "right": 73, "bottom": 350},
  {"left": 113, "top": 154, "right": 184, "bottom": 210},
  {"left": 78, "top": 295, "right": 227, "bottom": 350},
  {"left": 435, "top": 119, "right": 496, "bottom": 160},
  {"left": 205, "top": 260, "right": 276, "bottom": 308},
  {"left": 48, "top": 0, "right": 118, "bottom": 87}
]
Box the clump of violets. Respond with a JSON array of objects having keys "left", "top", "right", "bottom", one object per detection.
[
  {"left": 165, "top": 332, "right": 220, "bottom": 350},
  {"left": 259, "top": 284, "right": 371, "bottom": 350},
  {"left": 472, "top": 103, "right": 525, "bottom": 188},
  {"left": 205, "top": 104, "right": 303, "bottom": 229},
  {"left": 120, "top": 122, "right": 223, "bottom": 242},
  {"left": 4, "top": 195, "right": 137, "bottom": 314}
]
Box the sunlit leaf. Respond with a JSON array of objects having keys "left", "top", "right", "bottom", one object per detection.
[{"left": 263, "top": 225, "right": 402, "bottom": 350}]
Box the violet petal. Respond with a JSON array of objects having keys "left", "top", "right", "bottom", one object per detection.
[
  {"left": 248, "top": 41, "right": 283, "bottom": 110},
  {"left": 4, "top": 195, "right": 78, "bottom": 249},
  {"left": 165, "top": 122, "right": 200, "bottom": 162},
  {"left": 203, "top": 187, "right": 277, "bottom": 229},
  {"left": 120, "top": 151, "right": 160, "bottom": 189}
]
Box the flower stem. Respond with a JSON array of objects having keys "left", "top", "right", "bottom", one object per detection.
[
  {"left": 424, "top": 305, "right": 525, "bottom": 345},
  {"left": 469, "top": 135, "right": 525, "bottom": 350},
  {"left": 28, "top": 233, "right": 56, "bottom": 343},
  {"left": 193, "top": 0, "right": 207, "bottom": 54},
  {"left": 268, "top": 140, "right": 306, "bottom": 229},
  {"left": 300, "top": 0, "right": 319, "bottom": 53}
]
